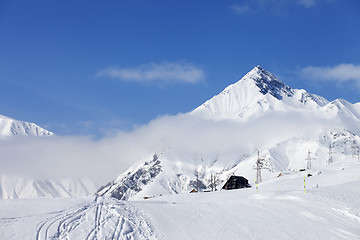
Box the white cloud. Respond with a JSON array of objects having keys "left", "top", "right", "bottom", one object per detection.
[
  {"left": 301, "top": 63, "right": 360, "bottom": 86},
  {"left": 0, "top": 110, "right": 348, "bottom": 185},
  {"left": 298, "top": 0, "right": 317, "bottom": 8},
  {"left": 231, "top": 0, "right": 320, "bottom": 15},
  {"left": 230, "top": 5, "right": 254, "bottom": 15},
  {"left": 96, "top": 62, "right": 205, "bottom": 85}
]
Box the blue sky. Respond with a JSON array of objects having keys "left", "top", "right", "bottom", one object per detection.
[{"left": 0, "top": 0, "right": 359, "bottom": 137}]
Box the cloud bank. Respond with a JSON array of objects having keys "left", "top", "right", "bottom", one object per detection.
[
  {"left": 0, "top": 110, "right": 348, "bottom": 185},
  {"left": 96, "top": 62, "right": 205, "bottom": 85},
  {"left": 301, "top": 63, "right": 360, "bottom": 87}
]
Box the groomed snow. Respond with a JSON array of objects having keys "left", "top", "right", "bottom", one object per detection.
[{"left": 1, "top": 158, "right": 359, "bottom": 240}]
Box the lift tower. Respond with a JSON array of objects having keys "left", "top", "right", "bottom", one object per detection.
[{"left": 256, "top": 151, "right": 264, "bottom": 184}]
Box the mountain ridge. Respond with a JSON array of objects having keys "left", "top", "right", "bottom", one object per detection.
[
  {"left": 244, "top": 65, "right": 294, "bottom": 100},
  {"left": 0, "top": 114, "right": 53, "bottom": 137},
  {"left": 192, "top": 66, "right": 358, "bottom": 121}
]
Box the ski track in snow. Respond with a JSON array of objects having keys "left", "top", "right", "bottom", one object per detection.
[
  {"left": 34, "top": 196, "right": 158, "bottom": 240},
  {"left": 2, "top": 172, "right": 360, "bottom": 240}
]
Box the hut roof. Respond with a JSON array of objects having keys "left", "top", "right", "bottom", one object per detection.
[{"left": 222, "top": 176, "right": 251, "bottom": 190}]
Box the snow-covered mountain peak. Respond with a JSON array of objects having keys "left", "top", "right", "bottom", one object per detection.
[
  {"left": 324, "top": 98, "right": 360, "bottom": 120},
  {"left": 192, "top": 66, "right": 328, "bottom": 120},
  {"left": 0, "top": 114, "right": 13, "bottom": 120},
  {"left": 0, "top": 114, "right": 53, "bottom": 137},
  {"left": 243, "top": 65, "right": 293, "bottom": 100}
]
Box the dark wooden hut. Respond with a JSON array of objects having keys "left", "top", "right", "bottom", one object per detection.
[{"left": 222, "top": 176, "right": 251, "bottom": 190}]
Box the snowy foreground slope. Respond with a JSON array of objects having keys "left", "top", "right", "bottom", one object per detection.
[
  {"left": 1, "top": 158, "right": 359, "bottom": 240},
  {"left": 97, "top": 66, "right": 360, "bottom": 201}
]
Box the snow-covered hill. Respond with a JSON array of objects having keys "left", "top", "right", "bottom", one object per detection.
[
  {"left": 0, "top": 114, "right": 53, "bottom": 137},
  {"left": 97, "top": 66, "right": 360, "bottom": 201},
  {"left": 0, "top": 175, "right": 98, "bottom": 199},
  {"left": 0, "top": 114, "right": 99, "bottom": 199}
]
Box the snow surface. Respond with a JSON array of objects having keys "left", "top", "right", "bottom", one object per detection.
[
  {"left": 1, "top": 158, "right": 359, "bottom": 239},
  {"left": 0, "top": 175, "right": 98, "bottom": 199},
  {"left": 139, "top": 162, "right": 360, "bottom": 240},
  {"left": 192, "top": 66, "right": 360, "bottom": 122},
  {"left": 0, "top": 115, "right": 53, "bottom": 137},
  {"left": 191, "top": 66, "right": 334, "bottom": 120}
]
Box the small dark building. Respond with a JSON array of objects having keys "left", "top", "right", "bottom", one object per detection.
[{"left": 222, "top": 176, "right": 251, "bottom": 190}]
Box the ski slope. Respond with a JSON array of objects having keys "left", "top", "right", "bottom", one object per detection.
[
  {"left": 139, "top": 160, "right": 360, "bottom": 240},
  {"left": 1, "top": 158, "right": 359, "bottom": 240},
  {"left": 0, "top": 196, "right": 159, "bottom": 240}
]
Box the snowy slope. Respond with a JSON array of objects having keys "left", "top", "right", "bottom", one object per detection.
[
  {"left": 1, "top": 157, "right": 360, "bottom": 240},
  {"left": 192, "top": 66, "right": 360, "bottom": 122},
  {"left": 97, "top": 154, "right": 162, "bottom": 200},
  {"left": 98, "top": 66, "right": 360, "bottom": 201},
  {"left": 0, "top": 114, "right": 53, "bottom": 137},
  {"left": 323, "top": 98, "right": 360, "bottom": 120},
  {"left": 0, "top": 175, "right": 98, "bottom": 199},
  {"left": 139, "top": 159, "right": 360, "bottom": 240},
  {"left": 354, "top": 102, "right": 360, "bottom": 113},
  {"left": 0, "top": 196, "right": 160, "bottom": 240},
  {"left": 191, "top": 66, "right": 330, "bottom": 120}
]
